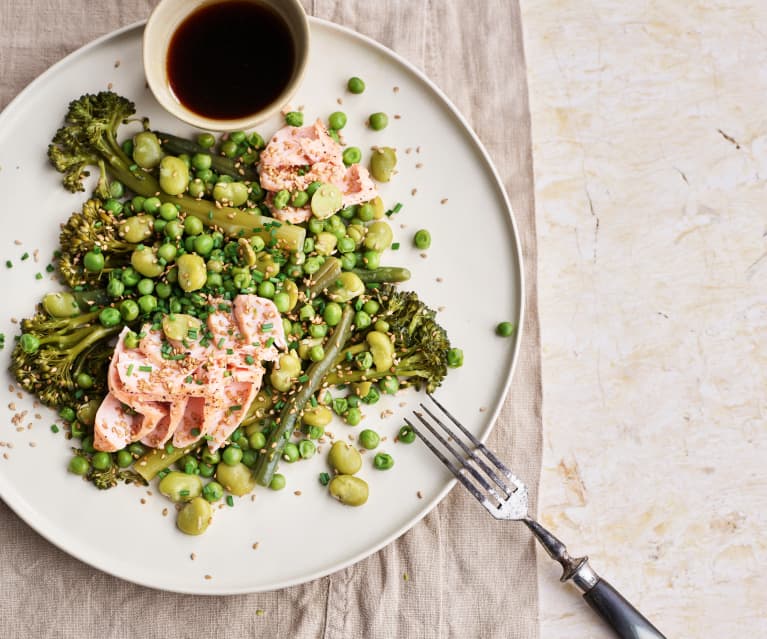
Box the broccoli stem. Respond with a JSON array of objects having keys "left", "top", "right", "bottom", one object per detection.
[
  {"left": 253, "top": 305, "right": 355, "bottom": 486},
  {"left": 155, "top": 131, "right": 259, "bottom": 181},
  {"left": 351, "top": 267, "right": 411, "bottom": 283}
]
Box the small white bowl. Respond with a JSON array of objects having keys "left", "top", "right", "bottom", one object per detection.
[{"left": 143, "top": 0, "right": 309, "bottom": 131}]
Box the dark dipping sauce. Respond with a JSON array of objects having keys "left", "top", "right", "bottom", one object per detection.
[{"left": 167, "top": 1, "right": 296, "bottom": 120}]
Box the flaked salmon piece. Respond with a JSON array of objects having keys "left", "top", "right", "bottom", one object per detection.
[
  {"left": 141, "top": 399, "right": 187, "bottom": 448},
  {"left": 94, "top": 392, "right": 143, "bottom": 452},
  {"left": 341, "top": 164, "right": 378, "bottom": 207},
  {"left": 232, "top": 294, "right": 286, "bottom": 354},
  {"left": 172, "top": 396, "right": 206, "bottom": 448},
  {"left": 204, "top": 380, "right": 260, "bottom": 451},
  {"left": 259, "top": 120, "right": 346, "bottom": 192},
  {"left": 139, "top": 325, "right": 206, "bottom": 379}
]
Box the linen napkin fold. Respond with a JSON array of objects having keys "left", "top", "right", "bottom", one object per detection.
[{"left": 0, "top": 1, "right": 541, "bottom": 637}]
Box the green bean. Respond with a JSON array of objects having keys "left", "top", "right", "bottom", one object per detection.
[
  {"left": 306, "top": 257, "right": 342, "bottom": 299},
  {"left": 155, "top": 131, "right": 259, "bottom": 180},
  {"left": 351, "top": 267, "right": 411, "bottom": 286},
  {"left": 134, "top": 443, "right": 199, "bottom": 482},
  {"left": 254, "top": 306, "right": 355, "bottom": 486}
]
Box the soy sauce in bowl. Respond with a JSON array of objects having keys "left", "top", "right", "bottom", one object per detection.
[
  {"left": 167, "top": 1, "right": 295, "bottom": 120},
  {"left": 144, "top": 0, "right": 309, "bottom": 129}
]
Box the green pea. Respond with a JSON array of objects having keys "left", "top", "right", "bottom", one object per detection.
[
  {"left": 271, "top": 189, "right": 289, "bottom": 210},
  {"left": 306, "top": 181, "right": 323, "bottom": 198},
  {"left": 323, "top": 302, "right": 343, "bottom": 326},
  {"left": 269, "top": 473, "right": 286, "bottom": 490},
  {"left": 398, "top": 425, "right": 416, "bottom": 443},
  {"left": 447, "top": 347, "right": 464, "bottom": 368},
  {"left": 299, "top": 439, "right": 316, "bottom": 459},
  {"left": 337, "top": 236, "right": 356, "bottom": 254},
  {"left": 138, "top": 295, "right": 158, "bottom": 314},
  {"left": 154, "top": 219, "right": 167, "bottom": 233},
  {"left": 309, "top": 323, "right": 328, "bottom": 338},
  {"left": 373, "top": 452, "right": 394, "bottom": 470},
  {"left": 98, "top": 307, "right": 121, "bottom": 327},
  {"left": 307, "top": 425, "right": 324, "bottom": 439},
  {"left": 291, "top": 190, "right": 309, "bottom": 208},
  {"left": 374, "top": 319, "right": 389, "bottom": 333},
  {"left": 198, "top": 462, "right": 215, "bottom": 478},
  {"left": 119, "top": 299, "right": 139, "bottom": 322},
  {"left": 328, "top": 441, "right": 362, "bottom": 475},
  {"left": 354, "top": 310, "right": 372, "bottom": 330},
  {"left": 131, "top": 247, "right": 164, "bottom": 278},
  {"left": 282, "top": 442, "right": 300, "bottom": 463},
  {"left": 221, "top": 446, "right": 243, "bottom": 466},
  {"left": 91, "top": 451, "right": 112, "bottom": 470},
  {"left": 347, "top": 76, "right": 366, "bottom": 94},
  {"left": 220, "top": 139, "right": 239, "bottom": 158},
  {"left": 143, "top": 196, "right": 161, "bottom": 214},
  {"left": 303, "top": 256, "right": 323, "bottom": 275},
  {"left": 177, "top": 253, "right": 207, "bottom": 292},
  {"left": 106, "top": 278, "right": 125, "bottom": 298},
  {"left": 369, "top": 112, "right": 388, "bottom": 130},
  {"left": 272, "top": 291, "right": 290, "bottom": 313},
  {"left": 496, "top": 321, "right": 516, "bottom": 337},
  {"left": 379, "top": 375, "right": 400, "bottom": 394},
  {"left": 159, "top": 471, "right": 203, "bottom": 502},
  {"left": 116, "top": 449, "right": 133, "bottom": 468},
  {"left": 357, "top": 203, "right": 375, "bottom": 222},
  {"left": 68, "top": 456, "right": 89, "bottom": 476},
  {"left": 42, "top": 292, "right": 80, "bottom": 318},
  {"left": 197, "top": 132, "right": 215, "bottom": 148},
  {"left": 309, "top": 344, "right": 325, "bottom": 362},
  {"left": 180, "top": 216, "right": 202, "bottom": 237},
  {"left": 362, "top": 300, "right": 380, "bottom": 316},
  {"left": 132, "top": 131, "right": 163, "bottom": 169},
  {"left": 159, "top": 202, "right": 179, "bottom": 221},
  {"left": 81, "top": 435, "right": 96, "bottom": 454},
  {"left": 364, "top": 221, "right": 393, "bottom": 252},
  {"left": 188, "top": 179, "right": 205, "bottom": 199},
  {"left": 156, "top": 243, "right": 176, "bottom": 264},
  {"left": 179, "top": 455, "right": 199, "bottom": 475},
  {"left": 137, "top": 278, "right": 154, "bottom": 296},
  {"left": 83, "top": 250, "right": 104, "bottom": 272},
  {"left": 329, "top": 475, "right": 369, "bottom": 506},
  {"left": 369, "top": 147, "right": 397, "bottom": 182},
  {"left": 342, "top": 147, "right": 362, "bottom": 166},
  {"left": 202, "top": 481, "right": 224, "bottom": 502},
  {"left": 190, "top": 234, "right": 212, "bottom": 257},
  {"left": 76, "top": 372, "right": 94, "bottom": 389},
  {"left": 201, "top": 449, "right": 220, "bottom": 465},
  {"left": 121, "top": 267, "right": 140, "bottom": 287},
  {"left": 248, "top": 131, "right": 265, "bottom": 149},
  {"left": 362, "top": 386, "right": 381, "bottom": 405},
  {"left": 249, "top": 431, "right": 266, "bottom": 450},
  {"left": 103, "top": 198, "right": 123, "bottom": 215},
  {"left": 314, "top": 232, "right": 338, "bottom": 256},
  {"left": 257, "top": 280, "right": 275, "bottom": 298},
  {"left": 285, "top": 111, "right": 304, "bottom": 126},
  {"left": 59, "top": 406, "right": 76, "bottom": 423},
  {"left": 176, "top": 497, "right": 212, "bottom": 535},
  {"left": 328, "top": 111, "right": 347, "bottom": 130},
  {"left": 355, "top": 351, "right": 374, "bottom": 371},
  {"left": 164, "top": 219, "right": 184, "bottom": 240},
  {"left": 414, "top": 229, "right": 431, "bottom": 249},
  {"left": 230, "top": 131, "right": 247, "bottom": 144},
  {"left": 191, "top": 152, "right": 212, "bottom": 171},
  {"left": 359, "top": 429, "right": 380, "bottom": 450}
]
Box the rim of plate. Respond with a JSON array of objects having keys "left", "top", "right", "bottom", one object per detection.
[{"left": 0, "top": 16, "right": 525, "bottom": 594}]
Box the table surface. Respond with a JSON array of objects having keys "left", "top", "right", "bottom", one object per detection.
[{"left": 522, "top": 2, "right": 766, "bottom": 636}]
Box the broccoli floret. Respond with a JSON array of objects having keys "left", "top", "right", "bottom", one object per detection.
[
  {"left": 11, "top": 309, "right": 120, "bottom": 407},
  {"left": 58, "top": 198, "right": 135, "bottom": 287},
  {"left": 326, "top": 285, "right": 451, "bottom": 393}
]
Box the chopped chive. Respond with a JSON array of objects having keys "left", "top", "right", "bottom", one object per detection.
[
  {"left": 265, "top": 337, "right": 275, "bottom": 347},
  {"left": 229, "top": 404, "right": 242, "bottom": 412},
  {"left": 217, "top": 337, "right": 225, "bottom": 348},
  {"left": 179, "top": 489, "right": 190, "bottom": 497},
  {"left": 310, "top": 396, "right": 318, "bottom": 407},
  {"left": 261, "top": 322, "right": 273, "bottom": 332},
  {"left": 5, "top": 260, "right": 11, "bottom": 268},
  {"left": 185, "top": 376, "right": 193, "bottom": 383},
  {"left": 226, "top": 348, "right": 234, "bottom": 355},
  {"left": 20, "top": 252, "right": 29, "bottom": 261},
  {"left": 298, "top": 374, "right": 309, "bottom": 383},
  {"left": 126, "top": 364, "right": 134, "bottom": 376},
  {"left": 245, "top": 355, "right": 255, "bottom": 365},
  {"left": 50, "top": 424, "right": 59, "bottom": 433},
  {"left": 391, "top": 242, "right": 400, "bottom": 250},
  {"left": 319, "top": 472, "right": 330, "bottom": 486},
  {"left": 138, "top": 365, "right": 153, "bottom": 373},
  {"left": 45, "top": 264, "right": 55, "bottom": 272},
  {"left": 226, "top": 495, "right": 234, "bottom": 507},
  {"left": 191, "top": 428, "right": 200, "bottom": 436},
  {"left": 34, "top": 273, "right": 43, "bottom": 280}
]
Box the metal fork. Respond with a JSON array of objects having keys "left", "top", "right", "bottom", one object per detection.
[{"left": 405, "top": 394, "right": 666, "bottom": 639}]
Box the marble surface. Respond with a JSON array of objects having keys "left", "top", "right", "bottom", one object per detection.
[{"left": 521, "top": 2, "right": 766, "bottom": 636}]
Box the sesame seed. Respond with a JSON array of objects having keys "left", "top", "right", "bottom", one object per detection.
[
  {"left": 28, "top": 442, "right": 36, "bottom": 448},
  {"left": 140, "top": 498, "right": 146, "bottom": 504},
  {"left": 204, "top": 574, "right": 212, "bottom": 580},
  {"left": 162, "top": 508, "right": 168, "bottom": 517},
  {"left": 440, "top": 198, "right": 448, "bottom": 205},
  {"left": 190, "top": 553, "right": 197, "bottom": 560},
  {"left": 252, "top": 542, "right": 260, "bottom": 550},
  {"left": 417, "top": 491, "right": 423, "bottom": 499},
  {"left": 393, "top": 86, "right": 400, "bottom": 93}
]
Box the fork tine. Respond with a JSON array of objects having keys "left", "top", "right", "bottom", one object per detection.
[
  {"left": 426, "top": 392, "right": 525, "bottom": 490},
  {"left": 404, "top": 418, "right": 490, "bottom": 507},
  {"left": 410, "top": 411, "right": 506, "bottom": 504},
  {"left": 419, "top": 402, "right": 511, "bottom": 496}
]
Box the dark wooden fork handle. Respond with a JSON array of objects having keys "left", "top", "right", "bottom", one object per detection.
[{"left": 582, "top": 576, "right": 666, "bottom": 639}]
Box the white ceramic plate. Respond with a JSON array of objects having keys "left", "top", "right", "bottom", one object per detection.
[{"left": 0, "top": 19, "right": 523, "bottom": 594}]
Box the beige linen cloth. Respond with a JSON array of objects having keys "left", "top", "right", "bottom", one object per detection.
[{"left": 0, "top": 1, "right": 541, "bottom": 637}]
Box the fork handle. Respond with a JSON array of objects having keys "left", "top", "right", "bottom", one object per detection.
[{"left": 525, "top": 519, "right": 666, "bottom": 639}]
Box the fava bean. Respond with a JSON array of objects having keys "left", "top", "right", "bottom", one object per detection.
[
  {"left": 132, "top": 131, "right": 163, "bottom": 169},
  {"left": 42, "top": 292, "right": 80, "bottom": 318},
  {"left": 302, "top": 405, "right": 333, "bottom": 428},
  {"left": 369, "top": 147, "right": 397, "bottom": 182},
  {"left": 327, "top": 271, "right": 365, "bottom": 303},
  {"left": 176, "top": 497, "right": 212, "bottom": 535},
  {"left": 119, "top": 215, "right": 154, "bottom": 243},
  {"left": 364, "top": 221, "right": 393, "bottom": 252},
  {"left": 158, "top": 471, "right": 203, "bottom": 502},
  {"left": 216, "top": 462, "right": 256, "bottom": 496},
  {"left": 328, "top": 441, "right": 362, "bottom": 475},
  {"left": 176, "top": 253, "right": 207, "bottom": 292},
  {"left": 131, "top": 247, "right": 164, "bottom": 278},
  {"left": 329, "top": 475, "right": 368, "bottom": 506}
]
